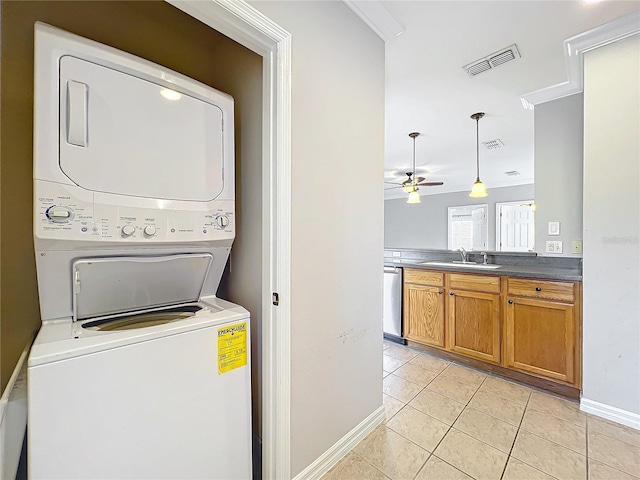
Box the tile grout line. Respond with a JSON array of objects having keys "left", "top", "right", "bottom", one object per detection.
[
  {"left": 387, "top": 349, "right": 479, "bottom": 479},
  {"left": 412, "top": 373, "right": 490, "bottom": 479},
  {"left": 499, "top": 390, "right": 531, "bottom": 480},
  {"left": 504, "top": 393, "right": 574, "bottom": 480},
  {"left": 351, "top": 450, "right": 390, "bottom": 479},
  {"left": 585, "top": 417, "right": 589, "bottom": 480}
]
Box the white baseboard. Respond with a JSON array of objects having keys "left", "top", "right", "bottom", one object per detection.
[
  {"left": 581, "top": 397, "right": 640, "bottom": 430},
  {"left": 293, "top": 405, "right": 385, "bottom": 480},
  {"left": 0, "top": 343, "right": 30, "bottom": 479}
]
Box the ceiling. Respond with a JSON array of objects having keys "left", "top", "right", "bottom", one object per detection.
[{"left": 353, "top": 1, "right": 640, "bottom": 200}]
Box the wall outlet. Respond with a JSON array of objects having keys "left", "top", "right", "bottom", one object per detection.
[
  {"left": 545, "top": 240, "right": 563, "bottom": 254},
  {"left": 571, "top": 241, "right": 583, "bottom": 254},
  {"left": 392, "top": 251, "right": 401, "bottom": 257}
]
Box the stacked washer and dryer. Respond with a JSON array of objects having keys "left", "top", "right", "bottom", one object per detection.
[{"left": 27, "top": 23, "right": 251, "bottom": 479}]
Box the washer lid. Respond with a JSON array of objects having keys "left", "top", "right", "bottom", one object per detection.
[{"left": 72, "top": 254, "right": 213, "bottom": 321}]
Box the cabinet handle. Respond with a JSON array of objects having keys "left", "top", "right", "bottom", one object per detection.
[
  {"left": 508, "top": 299, "right": 513, "bottom": 304},
  {"left": 438, "top": 290, "right": 443, "bottom": 295},
  {"left": 535, "top": 287, "right": 542, "bottom": 292},
  {"left": 449, "top": 291, "right": 454, "bottom": 296}
]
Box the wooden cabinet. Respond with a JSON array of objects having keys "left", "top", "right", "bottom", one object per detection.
[
  {"left": 403, "top": 269, "right": 445, "bottom": 347},
  {"left": 402, "top": 268, "right": 582, "bottom": 389},
  {"left": 505, "top": 279, "right": 580, "bottom": 386},
  {"left": 447, "top": 274, "right": 501, "bottom": 364}
]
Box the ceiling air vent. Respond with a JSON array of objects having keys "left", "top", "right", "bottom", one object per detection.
[
  {"left": 463, "top": 44, "right": 521, "bottom": 77},
  {"left": 483, "top": 139, "right": 504, "bottom": 150},
  {"left": 504, "top": 170, "right": 520, "bottom": 176}
]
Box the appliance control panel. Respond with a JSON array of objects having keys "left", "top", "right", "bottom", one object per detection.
[{"left": 35, "top": 181, "right": 234, "bottom": 243}]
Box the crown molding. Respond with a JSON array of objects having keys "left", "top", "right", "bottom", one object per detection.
[
  {"left": 343, "top": 0, "right": 404, "bottom": 41},
  {"left": 521, "top": 11, "right": 640, "bottom": 106}
]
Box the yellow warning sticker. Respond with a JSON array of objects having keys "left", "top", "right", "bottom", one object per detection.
[{"left": 217, "top": 322, "right": 247, "bottom": 374}]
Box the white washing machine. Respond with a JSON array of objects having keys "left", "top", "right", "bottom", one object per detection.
[{"left": 28, "top": 23, "right": 251, "bottom": 479}]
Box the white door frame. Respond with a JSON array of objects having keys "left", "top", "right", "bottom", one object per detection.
[{"left": 166, "top": 1, "right": 291, "bottom": 478}]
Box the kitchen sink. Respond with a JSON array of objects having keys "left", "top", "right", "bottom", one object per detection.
[{"left": 421, "top": 261, "right": 501, "bottom": 270}]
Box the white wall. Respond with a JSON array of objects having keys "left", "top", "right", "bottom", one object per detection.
[
  {"left": 385, "top": 184, "right": 534, "bottom": 250},
  {"left": 248, "top": 2, "right": 385, "bottom": 476},
  {"left": 582, "top": 34, "right": 640, "bottom": 420},
  {"left": 534, "top": 94, "right": 584, "bottom": 257}
]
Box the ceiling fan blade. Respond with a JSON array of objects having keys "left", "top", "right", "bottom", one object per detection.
[
  {"left": 384, "top": 181, "right": 403, "bottom": 185},
  {"left": 414, "top": 176, "right": 425, "bottom": 184},
  {"left": 384, "top": 186, "right": 402, "bottom": 190},
  {"left": 416, "top": 182, "right": 444, "bottom": 186}
]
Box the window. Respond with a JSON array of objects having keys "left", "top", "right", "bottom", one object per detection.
[{"left": 448, "top": 204, "right": 488, "bottom": 251}]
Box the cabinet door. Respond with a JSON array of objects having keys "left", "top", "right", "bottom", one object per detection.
[
  {"left": 505, "top": 297, "right": 575, "bottom": 384},
  {"left": 447, "top": 290, "right": 500, "bottom": 363},
  {"left": 404, "top": 283, "right": 445, "bottom": 347}
]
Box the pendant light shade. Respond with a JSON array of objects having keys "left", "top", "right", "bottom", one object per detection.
[
  {"left": 470, "top": 179, "right": 487, "bottom": 197},
  {"left": 469, "top": 112, "right": 488, "bottom": 198},
  {"left": 406, "top": 132, "right": 421, "bottom": 204},
  {"left": 407, "top": 188, "right": 421, "bottom": 204}
]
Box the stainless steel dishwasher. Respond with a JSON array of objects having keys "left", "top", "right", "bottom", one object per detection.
[{"left": 383, "top": 266, "right": 406, "bottom": 344}]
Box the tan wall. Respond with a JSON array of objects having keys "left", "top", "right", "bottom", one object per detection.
[{"left": 0, "top": 1, "right": 262, "bottom": 421}]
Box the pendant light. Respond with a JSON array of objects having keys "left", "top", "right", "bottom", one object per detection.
[
  {"left": 469, "top": 112, "right": 488, "bottom": 198},
  {"left": 407, "top": 132, "right": 421, "bottom": 204}
]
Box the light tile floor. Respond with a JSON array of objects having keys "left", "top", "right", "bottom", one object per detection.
[{"left": 321, "top": 341, "right": 640, "bottom": 480}]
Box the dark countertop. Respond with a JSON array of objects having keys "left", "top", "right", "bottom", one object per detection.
[{"left": 384, "top": 258, "right": 582, "bottom": 281}]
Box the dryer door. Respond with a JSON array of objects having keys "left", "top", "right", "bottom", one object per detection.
[{"left": 59, "top": 55, "right": 225, "bottom": 201}]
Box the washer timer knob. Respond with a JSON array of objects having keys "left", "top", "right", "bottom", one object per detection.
[
  {"left": 143, "top": 226, "right": 157, "bottom": 237},
  {"left": 121, "top": 225, "right": 135, "bottom": 237},
  {"left": 216, "top": 215, "right": 230, "bottom": 228}
]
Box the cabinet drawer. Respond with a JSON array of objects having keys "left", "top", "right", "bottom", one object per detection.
[
  {"left": 507, "top": 278, "right": 575, "bottom": 302},
  {"left": 405, "top": 269, "right": 443, "bottom": 286},
  {"left": 448, "top": 273, "right": 500, "bottom": 293}
]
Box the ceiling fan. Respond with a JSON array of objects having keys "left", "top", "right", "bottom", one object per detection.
[{"left": 385, "top": 132, "right": 444, "bottom": 202}]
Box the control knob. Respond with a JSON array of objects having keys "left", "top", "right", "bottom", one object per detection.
[
  {"left": 143, "top": 225, "right": 157, "bottom": 237},
  {"left": 46, "top": 206, "right": 72, "bottom": 223},
  {"left": 215, "top": 215, "right": 230, "bottom": 229},
  {"left": 121, "top": 225, "right": 136, "bottom": 237}
]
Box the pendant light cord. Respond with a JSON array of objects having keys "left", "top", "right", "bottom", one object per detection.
[
  {"left": 476, "top": 116, "right": 480, "bottom": 182},
  {"left": 412, "top": 135, "right": 416, "bottom": 183}
]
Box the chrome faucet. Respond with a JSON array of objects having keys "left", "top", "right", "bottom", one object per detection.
[
  {"left": 481, "top": 251, "right": 488, "bottom": 265},
  {"left": 459, "top": 247, "right": 467, "bottom": 263}
]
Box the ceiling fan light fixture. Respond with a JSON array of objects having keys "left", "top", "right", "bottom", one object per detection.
[
  {"left": 469, "top": 112, "right": 488, "bottom": 198},
  {"left": 402, "top": 184, "right": 413, "bottom": 193},
  {"left": 407, "top": 189, "right": 421, "bottom": 204},
  {"left": 469, "top": 179, "right": 488, "bottom": 197}
]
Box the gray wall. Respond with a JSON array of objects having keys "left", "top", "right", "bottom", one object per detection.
[
  {"left": 582, "top": 34, "right": 639, "bottom": 418},
  {"left": 249, "top": 2, "right": 385, "bottom": 476},
  {"left": 385, "top": 184, "right": 534, "bottom": 250},
  {"left": 534, "top": 94, "right": 584, "bottom": 257}
]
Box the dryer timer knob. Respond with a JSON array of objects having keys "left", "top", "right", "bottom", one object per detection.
[
  {"left": 46, "top": 206, "right": 72, "bottom": 223},
  {"left": 121, "top": 225, "right": 135, "bottom": 237},
  {"left": 216, "top": 215, "right": 230, "bottom": 228},
  {"left": 143, "top": 226, "right": 156, "bottom": 236}
]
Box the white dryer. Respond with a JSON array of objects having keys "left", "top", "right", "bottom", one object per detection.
[{"left": 28, "top": 23, "right": 251, "bottom": 479}]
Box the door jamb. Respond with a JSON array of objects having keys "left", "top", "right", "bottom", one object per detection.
[{"left": 165, "top": 1, "right": 292, "bottom": 478}]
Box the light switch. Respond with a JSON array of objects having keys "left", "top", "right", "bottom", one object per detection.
[
  {"left": 548, "top": 222, "right": 560, "bottom": 236},
  {"left": 392, "top": 251, "right": 401, "bottom": 257},
  {"left": 545, "top": 241, "right": 563, "bottom": 254}
]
